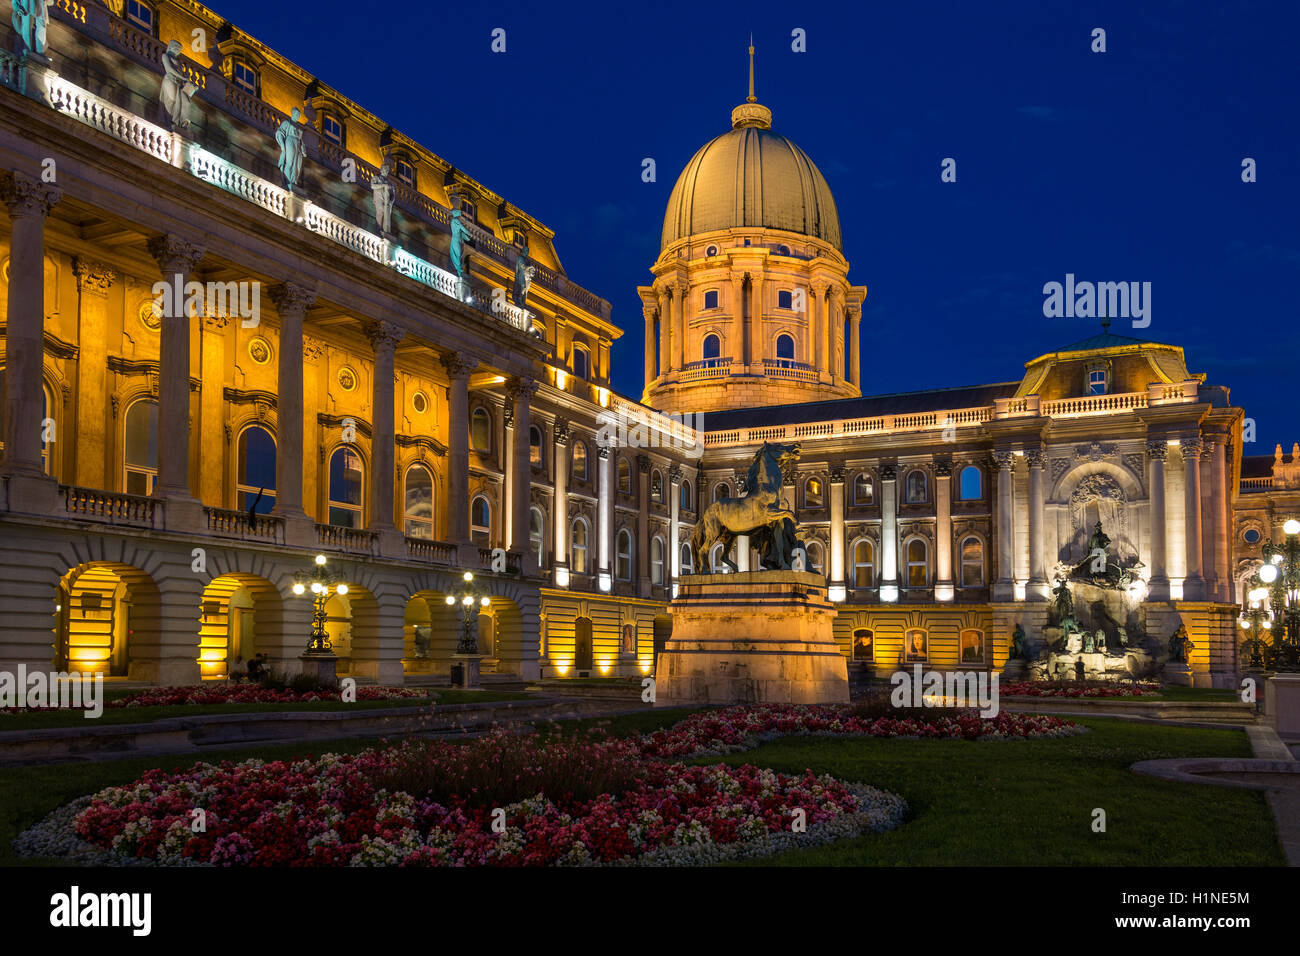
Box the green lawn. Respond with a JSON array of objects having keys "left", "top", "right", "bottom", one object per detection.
[
  {"left": 0, "top": 690, "right": 535, "bottom": 731},
  {"left": 1, "top": 709, "right": 1284, "bottom": 867}
]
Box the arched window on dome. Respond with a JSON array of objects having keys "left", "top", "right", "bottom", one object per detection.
[
  {"left": 774, "top": 333, "right": 796, "bottom": 369},
  {"left": 702, "top": 333, "right": 723, "bottom": 368}
]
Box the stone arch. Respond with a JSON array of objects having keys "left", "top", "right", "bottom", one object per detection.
[
  {"left": 401, "top": 570, "right": 541, "bottom": 679},
  {"left": 1056, "top": 461, "right": 1143, "bottom": 563},
  {"left": 198, "top": 571, "right": 283, "bottom": 679}
]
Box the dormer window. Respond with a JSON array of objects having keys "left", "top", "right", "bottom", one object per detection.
[
  {"left": 394, "top": 159, "right": 415, "bottom": 187},
  {"left": 321, "top": 113, "right": 345, "bottom": 146},
  {"left": 126, "top": 0, "right": 156, "bottom": 34},
  {"left": 1086, "top": 364, "right": 1109, "bottom": 396},
  {"left": 460, "top": 200, "right": 478, "bottom": 222},
  {"left": 231, "top": 59, "right": 259, "bottom": 97}
]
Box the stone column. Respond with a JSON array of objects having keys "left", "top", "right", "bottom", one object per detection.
[
  {"left": 268, "top": 284, "right": 315, "bottom": 543},
  {"left": 669, "top": 464, "right": 682, "bottom": 583},
  {"left": 1146, "top": 438, "right": 1170, "bottom": 601},
  {"left": 507, "top": 377, "right": 537, "bottom": 574},
  {"left": 636, "top": 454, "right": 651, "bottom": 595},
  {"left": 992, "top": 449, "right": 1015, "bottom": 601},
  {"left": 748, "top": 273, "right": 763, "bottom": 370},
  {"left": 145, "top": 235, "right": 205, "bottom": 520},
  {"left": 1209, "top": 437, "right": 1230, "bottom": 601},
  {"left": 657, "top": 287, "right": 671, "bottom": 377},
  {"left": 671, "top": 282, "right": 686, "bottom": 372},
  {"left": 828, "top": 286, "right": 844, "bottom": 385},
  {"left": 441, "top": 352, "right": 476, "bottom": 554},
  {"left": 1026, "top": 447, "right": 1047, "bottom": 600},
  {"left": 829, "top": 466, "right": 846, "bottom": 597},
  {"left": 365, "top": 321, "right": 404, "bottom": 550},
  {"left": 642, "top": 304, "right": 656, "bottom": 384},
  {"left": 730, "top": 273, "right": 746, "bottom": 373},
  {"left": 1182, "top": 437, "right": 1204, "bottom": 599},
  {"left": 597, "top": 441, "right": 613, "bottom": 588},
  {"left": 197, "top": 315, "right": 227, "bottom": 507},
  {"left": 879, "top": 463, "right": 899, "bottom": 600},
  {"left": 810, "top": 280, "right": 826, "bottom": 378},
  {"left": 935, "top": 461, "right": 954, "bottom": 601},
  {"left": 552, "top": 417, "right": 570, "bottom": 585},
  {"left": 1, "top": 172, "right": 61, "bottom": 510},
  {"left": 71, "top": 257, "right": 116, "bottom": 489},
  {"left": 849, "top": 305, "right": 861, "bottom": 389}
]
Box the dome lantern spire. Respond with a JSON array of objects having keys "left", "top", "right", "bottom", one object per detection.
[{"left": 731, "top": 35, "right": 772, "bottom": 129}]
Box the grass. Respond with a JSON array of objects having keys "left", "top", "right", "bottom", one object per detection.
[
  {"left": 0, "top": 690, "right": 536, "bottom": 731},
  {"left": 1, "top": 708, "right": 1284, "bottom": 867}
]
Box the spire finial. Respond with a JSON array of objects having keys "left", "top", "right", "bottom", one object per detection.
[
  {"left": 1101, "top": 313, "right": 1111, "bottom": 333},
  {"left": 747, "top": 34, "right": 756, "bottom": 103}
]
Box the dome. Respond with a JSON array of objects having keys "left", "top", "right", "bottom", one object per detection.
[{"left": 660, "top": 103, "right": 843, "bottom": 252}]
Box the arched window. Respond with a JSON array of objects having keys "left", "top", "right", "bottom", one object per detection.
[
  {"left": 651, "top": 469, "right": 664, "bottom": 503},
  {"left": 960, "top": 535, "right": 984, "bottom": 587},
  {"left": 572, "top": 344, "right": 590, "bottom": 380},
  {"left": 679, "top": 542, "right": 694, "bottom": 574},
  {"left": 236, "top": 425, "right": 276, "bottom": 514},
  {"left": 713, "top": 482, "right": 730, "bottom": 502},
  {"left": 651, "top": 536, "right": 665, "bottom": 585},
  {"left": 805, "top": 541, "right": 825, "bottom": 576},
  {"left": 854, "top": 473, "right": 873, "bottom": 504},
  {"left": 41, "top": 382, "right": 54, "bottom": 476},
  {"left": 961, "top": 628, "right": 986, "bottom": 664},
  {"left": 852, "top": 628, "right": 874, "bottom": 662},
  {"left": 775, "top": 333, "right": 796, "bottom": 368},
  {"left": 905, "top": 628, "right": 928, "bottom": 662},
  {"left": 709, "top": 541, "right": 726, "bottom": 572},
  {"left": 404, "top": 463, "right": 434, "bottom": 538},
  {"left": 621, "top": 623, "right": 637, "bottom": 654},
  {"left": 905, "top": 469, "right": 927, "bottom": 503},
  {"left": 570, "top": 517, "right": 589, "bottom": 574},
  {"left": 529, "top": 425, "right": 543, "bottom": 468},
  {"left": 680, "top": 479, "right": 692, "bottom": 512},
  {"left": 618, "top": 457, "right": 632, "bottom": 493},
  {"left": 571, "top": 440, "right": 588, "bottom": 480},
  {"left": 804, "top": 476, "right": 823, "bottom": 508},
  {"left": 616, "top": 529, "right": 633, "bottom": 581},
  {"left": 853, "top": 539, "right": 875, "bottom": 588},
  {"left": 958, "top": 465, "right": 982, "bottom": 500},
  {"left": 470, "top": 495, "right": 491, "bottom": 547},
  {"left": 123, "top": 398, "right": 159, "bottom": 495},
  {"left": 328, "top": 446, "right": 364, "bottom": 527},
  {"left": 702, "top": 333, "right": 722, "bottom": 367},
  {"left": 529, "top": 506, "right": 545, "bottom": 566},
  {"left": 471, "top": 407, "right": 491, "bottom": 452},
  {"left": 905, "top": 538, "right": 929, "bottom": 588}
]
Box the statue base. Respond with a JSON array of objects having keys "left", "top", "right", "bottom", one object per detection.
[
  {"left": 298, "top": 651, "right": 339, "bottom": 686},
  {"left": 1162, "top": 662, "right": 1194, "bottom": 687},
  {"left": 654, "top": 571, "right": 849, "bottom": 707}
]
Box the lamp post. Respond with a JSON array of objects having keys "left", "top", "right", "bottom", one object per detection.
[
  {"left": 444, "top": 570, "right": 491, "bottom": 689},
  {"left": 1251, "top": 519, "right": 1300, "bottom": 672},
  {"left": 291, "top": 553, "right": 348, "bottom": 683}
]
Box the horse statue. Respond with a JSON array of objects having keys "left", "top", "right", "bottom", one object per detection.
[{"left": 690, "top": 441, "right": 802, "bottom": 573}]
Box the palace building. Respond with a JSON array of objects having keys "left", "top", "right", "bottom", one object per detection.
[{"left": 0, "top": 2, "right": 1281, "bottom": 689}]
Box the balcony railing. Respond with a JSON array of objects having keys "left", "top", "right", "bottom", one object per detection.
[
  {"left": 315, "top": 524, "right": 379, "bottom": 555},
  {"left": 680, "top": 358, "right": 731, "bottom": 382},
  {"left": 406, "top": 537, "right": 457, "bottom": 564},
  {"left": 1041, "top": 391, "right": 1148, "bottom": 417},
  {"left": 205, "top": 507, "right": 285, "bottom": 544},
  {"left": 61, "top": 486, "right": 160, "bottom": 528},
  {"left": 762, "top": 359, "right": 817, "bottom": 382}
]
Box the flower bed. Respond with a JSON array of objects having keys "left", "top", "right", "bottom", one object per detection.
[
  {"left": 106, "top": 685, "right": 432, "bottom": 708},
  {"left": 998, "top": 680, "right": 1158, "bottom": 699},
  {"left": 638, "top": 704, "right": 1083, "bottom": 759},
  {"left": 17, "top": 732, "right": 906, "bottom": 867}
]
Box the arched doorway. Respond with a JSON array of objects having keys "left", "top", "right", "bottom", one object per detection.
[
  {"left": 55, "top": 562, "right": 161, "bottom": 678},
  {"left": 198, "top": 574, "right": 282, "bottom": 679},
  {"left": 574, "top": 616, "right": 593, "bottom": 673}
]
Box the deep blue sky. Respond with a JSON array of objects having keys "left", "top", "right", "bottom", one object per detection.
[{"left": 213, "top": 0, "right": 1298, "bottom": 454}]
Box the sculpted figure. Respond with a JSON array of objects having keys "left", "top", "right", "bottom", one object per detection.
[
  {"left": 1010, "top": 623, "right": 1029, "bottom": 660},
  {"left": 370, "top": 159, "right": 395, "bottom": 235},
  {"left": 12, "top": 0, "right": 50, "bottom": 56},
  {"left": 275, "top": 107, "right": 305, "bottom": 191},
  {"left": 449, "top": 206, "right": 474, "bottom": 299},
  {"left": 690, "top": 442, "right": 801, "bottom": 573},
  {"left": 512, "top": 238, "right": 534, "bottom": 306},
  {"left": 160, "top": 40, "right": 198, "bottom": 131}
]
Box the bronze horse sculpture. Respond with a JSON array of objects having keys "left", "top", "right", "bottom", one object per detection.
[{"left": 690, "top": 441, "right": 802, "bottom": 573}]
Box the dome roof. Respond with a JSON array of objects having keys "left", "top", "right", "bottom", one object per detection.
[{"left": 660, "top": 104, "right": 843, "bottom": 252}]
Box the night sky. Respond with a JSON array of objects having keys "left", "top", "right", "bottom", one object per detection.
[{"left": 211, "top": 0, "right": 1298, "bottom": 453}]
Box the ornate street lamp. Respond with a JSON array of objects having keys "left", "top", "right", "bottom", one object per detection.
[
  {"left": 291, "top": 554, "right": 348, "bottom": 682},
  {"left": 444, "top": 571, "right": 491, "bottom": 688},
  {"left": 1243, "top": 519, "right": 1300, "bottom": 672}
]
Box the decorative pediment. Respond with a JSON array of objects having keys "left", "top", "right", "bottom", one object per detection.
[
  {"left": 1074, "top": 441, "right": 1117, "bottom": 462},
  {"left": 317, "top": 412, "right": 372, "bottom": 439},
  {"left": 396, "top": 434, "right": 447, "bottom": 457}
]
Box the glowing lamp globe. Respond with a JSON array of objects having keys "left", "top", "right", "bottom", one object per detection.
[
  {"left": 444, "top": 595, "right": 456, "bottom": 606},
  {"left": 1285, "top": 519, "right": 1300, "bottom": 536},
  {"left": 480, "top": 596, "right": 490, "bottom": 607},
  {"left": 463, "top": 571, "right": 474, "bottom": 582},
  {"left": 336, "top": 584, "right": 348, "bottom": 596},
  {"left": 315, "top": 554, "right": 327, "bottom": 566},
  {"left": 1260, "top": 563, "right": 1279, "bottom": 584},
  {"left": 292, "top": 583, "right": 305, "bottom": 595},
  {"left": 462, "top": 595, "right": 473, "bottom": 606}
]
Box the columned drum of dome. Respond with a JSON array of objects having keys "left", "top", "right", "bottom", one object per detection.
[{"left": 640, "top": 43, "right": 867, "bottom": 416}]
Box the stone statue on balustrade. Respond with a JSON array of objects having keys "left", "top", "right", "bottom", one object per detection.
[
  {"left": 690, "top": 441, "right": 802, "bottom": 573},
  {"left": 275, "top": 107, "right": 305, "bottom": 192},
  {"left": 159, "top": 40, "right": 198, "bottom": 132},
  {"left": 370, "top": 158, "right": 395, "bottom": 236},
  {"left": 512, "top": 237, "right": 534, "bottom": 307},
  {"left": 449, "top": 206, "right": 474, "bottom": 301},
  {"left": 12, "top": 0, "right": 51, "bottom": 58}
]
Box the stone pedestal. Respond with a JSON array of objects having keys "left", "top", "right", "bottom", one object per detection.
[
  {"left": 1163, "top": 661, "right": 1194, "bottom": 686},
  {"left": 654, "top": 571, "right": 849, "bottom": 707},
  {"left": 450, "top": 654, "right": 483, "bottom": 689},
  {"left": 1268, "top": 674, "right": 1300, "bottom": 738},
  {"left": 1001, "top": 658, "right": 1027, "bottom": 681},
  {"left": 299, "top": 651, "right": 339, "bottom": 686}
]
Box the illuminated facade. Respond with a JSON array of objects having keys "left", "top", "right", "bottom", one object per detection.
[{"left": 0, "top": 3, "right": 1273, "bottom": 689}]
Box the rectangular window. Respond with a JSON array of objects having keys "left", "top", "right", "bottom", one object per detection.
[
  {"left": 232, "top": 61, "right": 258, "bottom": 96},
  {"left": 394, "top": 159, "right": 415, "bottom": 187},
  {"left": 1088, "top": 368, "right": 1108, "bottom": 395},
  {"left": 703, "top": 290, "right": 718, "bottom": 310},
  {"left": 778, "top": 290, "right": 793, "bottom": 309},
  {"left": 126, "top": 0, "right": 155, "bottom": 34},
  {"left": 461, "top": 200, "right": 477, "bottom": 222},
  {"left": 321, "top": 114, "right": 344, "bottom": 145}
]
